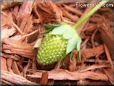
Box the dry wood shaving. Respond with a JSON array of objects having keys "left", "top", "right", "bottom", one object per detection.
[
  {"left": 27, "top": 69, "right": 108, "bottom": 81},
  {"left": 1, "top": 0, "right": 114, "bottom": 85}
]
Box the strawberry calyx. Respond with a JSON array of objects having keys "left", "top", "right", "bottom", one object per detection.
[{"left": 49, "top": 23, "right": 81, "bottom": 55}]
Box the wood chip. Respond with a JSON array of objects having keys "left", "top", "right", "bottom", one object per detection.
[
  {"left": 17, "top": 0, "right": 34, "bottom": 19},
  {"left": 35, "top": 0, "right": 62, "bottom": 23},
  {"left": 1, "top": 70, "right": 38, "bottom": 85},
  {"left": 1, "top": 57, "right": 8, "bottom": 71},
  {"left": 12, "top": 61, "right": 21, "bottom": 75},
  {"left": 1, "top": 11, "right": 13, "bottom": 26},
  {"left": 1, "top": 27, "right": 16, "bottom": 42},
  {"left": 81, "top": 45, "right": 104, "bottom": 59},
  {"left": 63, "top": 4, "right": 82, "bottom": 16},
  {"left": 40, "top": 71, "right": 48, "bottom": 85},
  {"left": 78, "top": 64, "right": 110, "bottom": 73},
  {"left": 103, "top": 68, "right": 114, "bottom": 85},
  {"left": 23, "top": 60, "right": 31, "bottom": 77},
  {"left": 104, "top": 44, "right": 113, "bottom": 69},
  {"left": 27, "top": 69, "right": 108, "bottom": 81},
  {"left": 7, "top": 58, "right": 13, "bottom": 73},
  {"left": 3, "top": 39, "right": 35, "bottom": 59},
  {"left": 62, "top": 7, "right": 79, "bottom": 22},
  {"left": 2, "top": 79, "right": 13, "bottom": 85}
]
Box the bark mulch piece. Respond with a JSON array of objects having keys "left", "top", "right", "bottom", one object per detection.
[{"left": 1, "top": 0, "right": 114, "bottom": 85}]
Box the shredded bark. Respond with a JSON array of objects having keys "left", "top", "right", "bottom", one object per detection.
[
  {"left": 12, "top": 61, "right": 21, "bottom": 75},
  {"left": 3, "top": 38, "right": 35, "bottom": 59},
  {"left": 1, "top": 57, "right": 8, "bottom": 71},
  {"left": 1, "top": 70, "right": 38, "bottom": 85},
  {"left": 104, "top": 44, "right": 114, "bottom": 70},
  {"left": 1, "top": 0, "right": 114, "bottom": 85},
  {"left": 40, "top": 71, "right": 48, "bottom": 85},
  {"left": 78, "top": 64, "right": 110, "bottom": 72},
  {"left": 6, "top": 58, "right": 13, "bottom": 73},
  {"left": 1, "top": 27, "right": 16, "bottom": 41},
  {"left": 27, "top": 69, "right": 108, "bottom": 81},
  {"left": 63, "top": 4, "right": 82, "bottom": 16},
  {"left": 103, "top": 68, "right": 114, "bottom": 84},
  {"left": 81, "top": 45, "right": 104, "bottom": 59},
  {"left": 33, "top": 0, "right": 62, "bottom": 23}
]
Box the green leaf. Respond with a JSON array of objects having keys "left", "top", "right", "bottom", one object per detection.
[
  {"left": 44, "top": 23, "right": 61, "bottom": 30},
  {"left": 63, "top": 27, "right": 74, "bottom": 39},
  {"left": 76, "top": 37, "right": 81, "bottom": 51},
  {"left": 49, "top": 23, "right": 68, "bottom": 35},
  {"left": 66, "top": 34, "right": 81, "bottom": 54},
  {"left": 50, "top": 23, "right": 75, "bottom": 39},
  {"left": 44, "top": 23, "right": 61, "bottom": 33},
  {"left": 66, "top": 38, "right": 77, "bottom": 54}
]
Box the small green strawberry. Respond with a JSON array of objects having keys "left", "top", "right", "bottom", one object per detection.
[
  {"left": 38, "top": 34, "right": 68, "bottom": 65},
  {"left": 36, "top": 0, "right": 109, "bottom": 65},
  {"left": 37, "top": 23, "right": 81, "bottom": 65}
]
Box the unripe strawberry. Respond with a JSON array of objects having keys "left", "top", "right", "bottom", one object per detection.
[
  {"left": 37, "top": 23, "right": 81, "bottom": 65},
  {"left": 38, "top": 34, "right": 68, "bottom": 65}
]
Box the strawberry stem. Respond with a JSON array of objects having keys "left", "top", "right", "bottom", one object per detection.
[{"left": 73, "top": 0, "right": 109, "bottom": 29}]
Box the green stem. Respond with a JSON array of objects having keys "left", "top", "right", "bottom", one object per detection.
[{"left": 73, "top": 0, "right": 109, "bottom": 29}]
